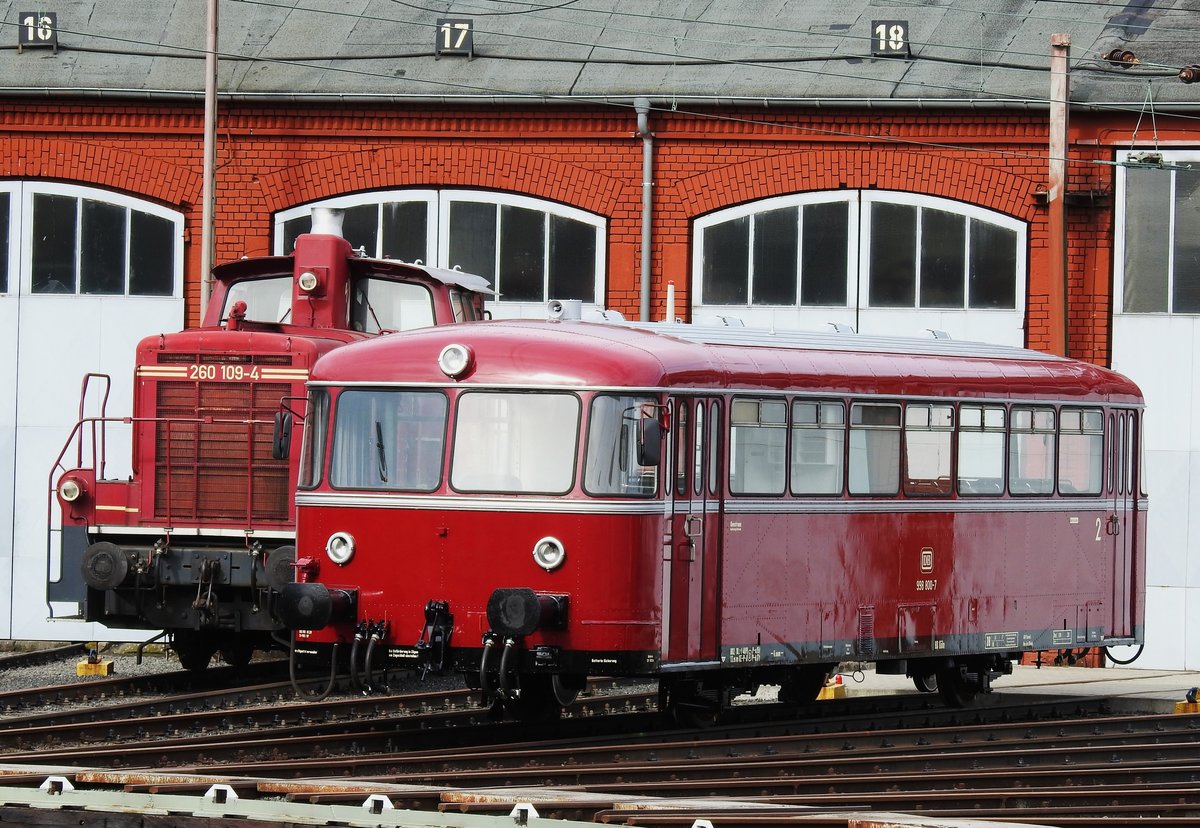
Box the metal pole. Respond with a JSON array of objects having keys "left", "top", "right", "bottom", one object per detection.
[
  {"left": 199, "top": 0, "right": 218, "bottom": 317},
  {"left": 1047, "top": 34, "right": 1070, "bottom": 357}
]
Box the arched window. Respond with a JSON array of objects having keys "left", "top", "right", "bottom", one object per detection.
[
  {"left": 0, "top": 182, "right": 181, "bottom": 297},
  {"left": 275, "top": 190, "right": 606, "bottom": 317},
  {"left": 693, "top": 191, "right": 1026, "bottom": 343}
]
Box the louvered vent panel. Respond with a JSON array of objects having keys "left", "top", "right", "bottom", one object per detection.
[
  {"left": 857, "top": 605, "right": 876, "bottom": 657},
  {"left": 154, "top": 377, "right": 290, "bottom": 523}
]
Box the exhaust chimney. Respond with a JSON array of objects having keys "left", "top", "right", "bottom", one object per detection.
[{"left": 310, "top": 207, "right": 345, "bottom": 238}]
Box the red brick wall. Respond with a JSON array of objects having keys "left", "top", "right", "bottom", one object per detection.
[{"left": 0, "top": 99, "right": 1160, "bottom": 367}]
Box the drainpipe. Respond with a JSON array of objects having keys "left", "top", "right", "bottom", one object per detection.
[
  {"left": 1047, "top": 34, "right": 1070, "bottom": 357},
  {"left": 635, "top": 97, "right": 654, "bottom": 322}
]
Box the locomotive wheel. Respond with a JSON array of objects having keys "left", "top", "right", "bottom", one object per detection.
[
  {"left": 935, "top": 666, "right": 979, "bottom": 707},
  {"left": 219, "top": 639, "right": 255, "bottom": 668},
  {"left": 172, "top": 631, "right": 218, "bottom": 672},
  {"left": 778, "top": 664, "right": 834, "bottom": 705}
]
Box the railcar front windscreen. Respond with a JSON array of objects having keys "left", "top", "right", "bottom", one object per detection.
[
  {"left": 451, "top": 392, "right": 580, "bottom": 494},
  {"left": 329, "top": 390, "right": 448, "bottom": 491}
]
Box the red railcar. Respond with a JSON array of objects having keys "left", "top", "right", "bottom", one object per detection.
[
  {"left": 49, "top": 210, "right": 491, "bottom": 669},
  {"left": 280, "top": 319, "right": 1146, "bottom": 719}
]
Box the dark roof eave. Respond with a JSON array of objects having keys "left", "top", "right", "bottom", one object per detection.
[{"left": 1, "top": 87, "right": 1198, "bottom": 112}]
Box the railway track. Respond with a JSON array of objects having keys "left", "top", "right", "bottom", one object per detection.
[{"left": 1, "top": 654, "right": 1196, "bottom": 826}]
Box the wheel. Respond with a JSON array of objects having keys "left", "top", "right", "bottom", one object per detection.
[
  {"left": 912, "top": 673, "right": 938, "bottom": 693},
  {"left": 172, "top": 631, "right": 217, "bottom": 672},
  {"left": 219, "top": 639, "right": 255, "bottom": 668},
  {"left": 660, "top": 679, "right": 720, "bottom": 728},
  {"left": 503, "top": 674, "right": 562, "bottom": 722},
  {"left": 935, "top": 666, "right": 979, "bottom": 707},
  {"left": 778, "top": 664, "right": 834, "bottom": 705},
  {"left": 551, "top": 673, "right": 586, "bottom": 707}
]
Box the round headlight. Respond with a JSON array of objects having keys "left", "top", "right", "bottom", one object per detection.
[
  {"left": 326, "top": 532, "right": 355, "bottom": 565},
  {"left": 298, "top": 270, "right": 320, "bottom": 292},
  {"left": 532, "top": 536, "right": 566, "bottom": 571},
  {"left": 59, "top": 478, "right": 83, "bottom": 503},
  {"left": 438, "top": 343, "right": 474, "bottom": 379}
]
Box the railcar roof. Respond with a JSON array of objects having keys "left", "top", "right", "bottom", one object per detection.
[{"left": 311, "top": 319, "right": 1143, "bottom": 404}]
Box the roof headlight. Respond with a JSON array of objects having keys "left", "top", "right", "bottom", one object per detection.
[
  {"left": 532, "top": 536, "right": 566, "bottom": 571},
  {"left": 326, "top": 532, "right": 355, "bottom": 566},
  {"left": 298, "top": 270, "right": 320, "bottom": 292},
  {"left": 438, "top": 343, "right": 474, "bottom": 379},
  {"left": 58, "top": 477, "right": 84, "bottom": 503}
]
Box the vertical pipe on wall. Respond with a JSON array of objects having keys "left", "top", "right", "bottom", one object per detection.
[
  {"left": 199, "top": 0, "right": 219, "bottom": 317},
  {"left": 1048, "top": 34, "right": 1071, "bottom": 357},
  {"left": 635, "top": 97, "right": 654, "bottom": 322}
]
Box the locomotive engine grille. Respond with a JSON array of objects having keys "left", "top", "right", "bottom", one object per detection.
[{"left": 152, "top": 354, "right": 292, "bottom": 524}]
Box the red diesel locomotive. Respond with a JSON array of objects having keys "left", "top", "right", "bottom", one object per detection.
[
  {"left": 279, "top": 319, "right": 1146, "bottom": 720},
  {"left": 49, "top": 209, "right": 491, "bottom": 669}
]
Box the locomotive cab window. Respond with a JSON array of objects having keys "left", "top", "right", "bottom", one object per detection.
[
  {"left": 1059, "top": 408, "right": 1103, "bottom": 495},
  {"left": 583, "top": 394, "right": 659, "bottom": 497},
  {"left": 1009, "top": 406, "right": 1055, "bottom": 495},
  {"left": 224, "top": 276, "right": 293, "bottom": 324},
  {"left": 958, "top": 405, "right": 1005, "bottom": 495},
  {"left": 451, "top": 392, "right": 580, "bottom": 494},
  {"left": 729, "top": 398, "right": 787, "bottom": 495},
  {"left": 352, "top": 278, "right": 435, "bottom": 333},
  {"left": 904, "top": 404, "right": 954, "bottom": 496},
  {"left": 790, "top": 400, "right": 845, "bottom": 495},
  {"left": 849, "top": 403, "right": 901, "bottom": 495},
  {"left": 330, "top": 390, "right": 448, "bottom": 491}
]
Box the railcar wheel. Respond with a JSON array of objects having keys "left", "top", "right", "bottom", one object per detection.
[
  {"left": 935, "top": 666, "right": 978, "bottom": 707},
  {"left": 912, "top": 673, "right": 938, "bottom": 693},
  {"left": 505, "top": 674, "right": 562, "bottom": 722},
  {"left": 659, "top": 680, "right": 720, "bottom": 728},
  {"left": 778, "top": 664, "right": 835, "bottom": 705},
  {"left": 551, "top": 673, "right": 585, "bottom": 707},
  {"left": 172, "top": 631, "right": 218, "bottom": 672}
]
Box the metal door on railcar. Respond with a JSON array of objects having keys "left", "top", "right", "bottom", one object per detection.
[
  {"left": 664, "top": 397, "right": 723, "bottom": 663},
  {"left": 1108, "top": 410, "right": 1138, "bottom": 639}
]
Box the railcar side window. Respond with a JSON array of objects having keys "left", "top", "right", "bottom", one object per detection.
[
  {"left": 583, "top": 395, "right": 658, "bottom": 497},
  {"left": 790, "top": 401, "right": 845, "bottom": 495},
  {"left": 452, "top": 392, "right": 580, "bottom": 494},
  {"left": 904, "top": 404, "right": 954, "bottom": 496},
  {"left": 1009, "top": 406, "right": 1056, "bottom": 495},
  {"left": 1059, "top": 409, "right": 1103, "bottom": 495},
  {"left": 352, "top": 278, "right": 435, "bottom": 333},
  {"left": 330, "top": 390, "right": 448, "bottom": 491},
  {"left": 849, "top": 403, "right": 901, "bottom": 495},
  {"left": 957, "top": 405, "right": 1005, "bottom": 495},
  {"left": 298, "top": 389, "right": 329, "bottom": 489},
  {"left": 224, "top": 277, "right": 293, "bottom": 324},
  {"left": 729, "top": 398, "right": 787, "bottom": 495}
]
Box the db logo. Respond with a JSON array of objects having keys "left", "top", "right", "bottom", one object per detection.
[{"left": 920, "top": 547, "right": 934, "bottom": 573}]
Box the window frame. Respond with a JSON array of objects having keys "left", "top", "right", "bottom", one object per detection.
[
  {"left": 17, "top": 182, "right": 183, "bottom": 298},
  {"left": 1113, "top": 149, "right": 1200, "bottom": 315},
  {"left": 691, "top": 191, "right": 1026, "bottom": 336},
  {"left": 274, "top": 189, "right": 607, "bottom": 315}
]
